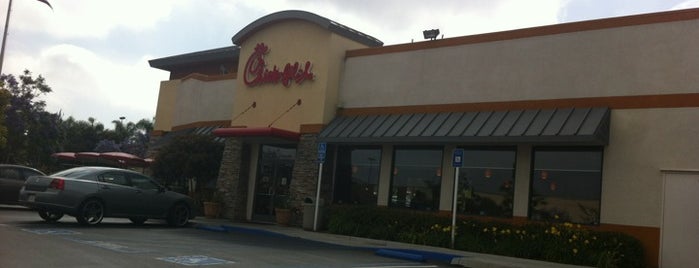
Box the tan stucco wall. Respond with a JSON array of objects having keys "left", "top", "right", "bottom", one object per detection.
[
  {"left": 153, "top": 80, "right": 178, "bottom": 132},
  {"left": 339, "top": 19, "right": 699, "bottom": 107},
  {"left": 232, "top": 20, "right": 371, "bottom": 131},
  {"left": 153, "top": 78, "right": 235, "bottom": 131},
  {"left": 601, "top": 107, "right": 699, "bottom": 227},
  {"left": 173, "top": 78, "right": 236, "bottom": 127}
]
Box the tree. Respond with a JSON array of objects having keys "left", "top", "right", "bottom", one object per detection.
[
  {"left": 0, "top": 70, "right": 58, "bottom": 167},
  {"left": 0, "top": 88, "right": 10, "bottom": 149},
  {"left": 59, "top": 116, "right": 105, "bottom": 152},
  {"left": 150, "top": 135, "right": 223, "bottom": 193}
]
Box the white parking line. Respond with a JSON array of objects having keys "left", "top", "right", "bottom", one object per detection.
[{"left": 157, "top": 255, "right": 236, "bottom": 266}]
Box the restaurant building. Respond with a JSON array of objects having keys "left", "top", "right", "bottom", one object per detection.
[{"left": 149, "top": 9, "right": 699, "bottom": 267}]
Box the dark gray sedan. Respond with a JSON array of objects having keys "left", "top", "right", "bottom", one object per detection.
[
  {"left": 0, "top": 164, "right": 45, "bottom": 205},
  {"left": 18, "top": 166, "right": 196, "bottom": 227}
]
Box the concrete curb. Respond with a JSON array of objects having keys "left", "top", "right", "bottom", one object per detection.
[{"left": 193, "top": 223, "right": 460, "bottom": 265}]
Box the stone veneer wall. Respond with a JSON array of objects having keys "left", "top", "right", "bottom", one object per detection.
[
  {"left": 216, "top": 138, "right": 247, "bottom": 220},
  {"left": 289, "top": 133, "right": 330, "bottom": 225}
]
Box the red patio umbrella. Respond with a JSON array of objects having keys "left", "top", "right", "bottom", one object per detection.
[
  {"left": 51, "top": 152, "right": 76, "bottom": 161},
  {"left": 99, "top": 152, "right": 147, "bottom": 167}
]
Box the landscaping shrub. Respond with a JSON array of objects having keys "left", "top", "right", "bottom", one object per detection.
[{"left": 326, "top": 205, "right": 645, "bottom": 267}]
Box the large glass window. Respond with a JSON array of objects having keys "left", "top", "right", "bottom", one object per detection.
[
  {"left": 529, "top": 147, "right": 603, "bottom": 225},
  {"left": 390, "top": 147, "right": 443, "bottom": 211},
  {"left": 457, "top": 147, "right": 516, "bottom": 218},
  {"left": 333, "top": 146, "right": 381, "bottom": 205}
]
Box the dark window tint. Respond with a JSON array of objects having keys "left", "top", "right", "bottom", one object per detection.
[
  {"left": 457, "top": 147, "right": 516, "bottom": 218},
  {"left": 22, "top": 169, "right": 44, "bottom": 179},
  {"left": 529, "top": 147, "right": 603, "bottom": 225},
  {"left": 52, "top": 168, "right": 96, "bottom": 179},
  {"left": 98, "top": 172, "right": 129, "bottom": 186},
  {"left": 130, "top": 174, "right": 159, "bottom": 190},
  {"left": 0, "top": 168, "right": 21, "bottom": 180},
  {"left": 333, "top": 146, "right": 381, "bottom": 205},
  {"left": 390, "top": 147, "right": 443, "bottom": 211}
]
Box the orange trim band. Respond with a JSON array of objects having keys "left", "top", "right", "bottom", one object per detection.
[
  {"left": 338, "top": 93, "right": 699, "bottom": 116},
  {"left": 181, "top": 72, "right": 237, "bottom": 82},
  {"left": 300, "top": 124, "right": 325, "bottom": 134},
  {"left": 347, "top": 8, "right": 699, "bottom": 58},
  {"left": 170, "top": 120, "right": 232, "bottom": 132}
]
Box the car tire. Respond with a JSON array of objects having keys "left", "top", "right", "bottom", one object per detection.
[
  {"left": 166, "top": 203, "right": 190, "bottom": 227},
  {"left": 38, "top": 210, "right": 64, "bottom": 222},
  {"left": 129, "top": 217, "right": 147, "bottom": 225},
  {"left": 76, "top": 199, "right": 104, "bottom": 226}
]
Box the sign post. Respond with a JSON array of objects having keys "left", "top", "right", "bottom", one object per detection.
[
  {"left": 451, "top": 148, "right": 464, "bottom": 248},
  {"left": 313, "top": 142, "right": 327, "bottom": 231}
]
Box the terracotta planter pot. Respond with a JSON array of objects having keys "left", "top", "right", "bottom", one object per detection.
[
  {"left": 203, "top": 202, "right": 221, "bottom": 218},
  {"left": 274, "top": 208, "right": 292, "bottom": 226}
]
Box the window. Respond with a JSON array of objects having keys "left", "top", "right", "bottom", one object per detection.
[
  {"left": 0, "top": 168, "right": 21, "bottom": 180},
  {"left": 98, "top": 172, "right": 129, "bottom": 186},
  {"left": 457, "top": 147, "right": 516, "bottom": 218},
  {"left": 130, "top": 174, "right": 160, "bottom": 190},
  {"left": 529, "top": 147, "right": 603, "bottom": 225},
  {"left": 333, "top": 146, "right": 381, "bottom": 205},
  {"left": 390, "top": 147, "right": 443, "bottom": 211}
]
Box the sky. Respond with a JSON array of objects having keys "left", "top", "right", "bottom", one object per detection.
[{"left": 2, "top": 0, "right": 699, "bottom": 128}]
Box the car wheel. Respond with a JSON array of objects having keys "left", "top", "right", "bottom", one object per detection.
[
  {"left": 38, "top": 211, "right": 64, "bottom": 222},
  {"left": 167, "top": 203, "right": 190, "bottom": 227},
  {"left": 76, "top": 199, "right": 104, "bottom": 226},
  {"left": 129, "top": 217, "right": 147, "bottom": 225}
]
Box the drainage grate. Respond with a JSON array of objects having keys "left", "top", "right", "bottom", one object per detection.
[{"left": 157, "top": 255, "right": 235, "bottom": 266}]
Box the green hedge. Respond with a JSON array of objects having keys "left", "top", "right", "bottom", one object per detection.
[{"left": 326, "top": 205, "right": 645, "bottom": 268}]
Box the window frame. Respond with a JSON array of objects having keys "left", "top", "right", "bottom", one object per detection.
[
  {"left": 456, "top": 146, "right": 517, "bottom": 218},
  {"left": 388, "top": 146, "right": 444, "bottom": 211},
  {"left": 528, "top": 146, "right": 604, "bottom": 225}
]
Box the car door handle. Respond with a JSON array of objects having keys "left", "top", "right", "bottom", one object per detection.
[{"left": 100, "top": 185, "right": 111, "bottom": 190}]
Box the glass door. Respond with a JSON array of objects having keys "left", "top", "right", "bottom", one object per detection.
[{"left": 252, "top": 145, "right": 296, "bottom": 223}]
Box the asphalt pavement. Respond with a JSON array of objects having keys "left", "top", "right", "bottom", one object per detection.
[{"left": 191, "top": 217, "right": 593, "bottom": 268}]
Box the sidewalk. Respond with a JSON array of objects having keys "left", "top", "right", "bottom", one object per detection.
[{"left": 191, "top": 217, "right": 592, "bottom": 268}]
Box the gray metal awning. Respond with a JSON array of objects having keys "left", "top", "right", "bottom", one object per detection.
[{"left": 319, "top": 107, "right": 610, "bottom": 145}]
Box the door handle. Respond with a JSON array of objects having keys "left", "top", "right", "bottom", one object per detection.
[{"left": 100, "top": 185, "right": 111, "bottom": 189}]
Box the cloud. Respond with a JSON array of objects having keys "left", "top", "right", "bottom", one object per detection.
[
  {"left": 11, "top": 0, "right": 189, "bottom": 39},
  {"left": 672, "top": 0, "right": 699, "bottom": 9},
  {"left": 24, "top": 44, "right": 165, "bottom": 125}
]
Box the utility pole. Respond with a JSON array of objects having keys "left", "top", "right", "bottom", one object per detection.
[{"left": 0, "top": 0, "right": 14, "bottom": 75}]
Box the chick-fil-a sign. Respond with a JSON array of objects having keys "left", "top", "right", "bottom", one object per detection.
[{"left": 243, "top": 43, "right": 314, "bottom": 87}]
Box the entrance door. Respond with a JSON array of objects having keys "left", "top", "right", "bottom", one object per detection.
[
  {"left": 661, "top": 171, "right": 699, "bottom": 267},
  {"left": 252, "top": 145, "right": 296, "bottom": 223}
]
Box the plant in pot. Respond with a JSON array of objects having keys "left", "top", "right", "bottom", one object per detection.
[
  {"left": 203, "top": 190, "right": 223, "bottom": 218},
  {"left": 274, "top": 195, "right": 293, "bottom": 226}
]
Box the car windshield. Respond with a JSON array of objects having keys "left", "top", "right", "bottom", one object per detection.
[{"left": 50, "top": 168, "right": 95, "bottom": 178}]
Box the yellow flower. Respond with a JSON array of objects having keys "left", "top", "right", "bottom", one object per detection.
[
  {"left": 573, "top": 248, "right": 578, "bottom": 254},
  {"left": 554, "top": 214, "right": 560, "bottom": 219},
  {"left": 584, "top": 240, "right": 590, "bottom": 244},
  {"left": 572, "top": 235, "right": 577, "bottom": 240},
  {"left": 483, "top": 228, "right": 488, "bottom": 233},
  {"left": 492, "top": 227, "right": 497, "bottom": 232}
]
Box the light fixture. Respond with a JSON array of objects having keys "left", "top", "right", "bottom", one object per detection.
[{"left": 423, "top": 29, "right": 440, "bottom": 40}]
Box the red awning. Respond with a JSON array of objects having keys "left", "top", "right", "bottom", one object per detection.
[{"left": 213, "top": 127, "right": 300, "bottom": 141}]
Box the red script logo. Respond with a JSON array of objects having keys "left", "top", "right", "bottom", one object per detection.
[{"left": 243, "top": 43, "right": 314, "bottom": 87}]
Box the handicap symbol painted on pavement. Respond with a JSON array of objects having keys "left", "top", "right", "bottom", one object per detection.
[
  {"left": 65, "top": 238, "right": 151, "bottom": 253},
  {"left": 157, "top": 255, "right": 235, "bottom": 266}
]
